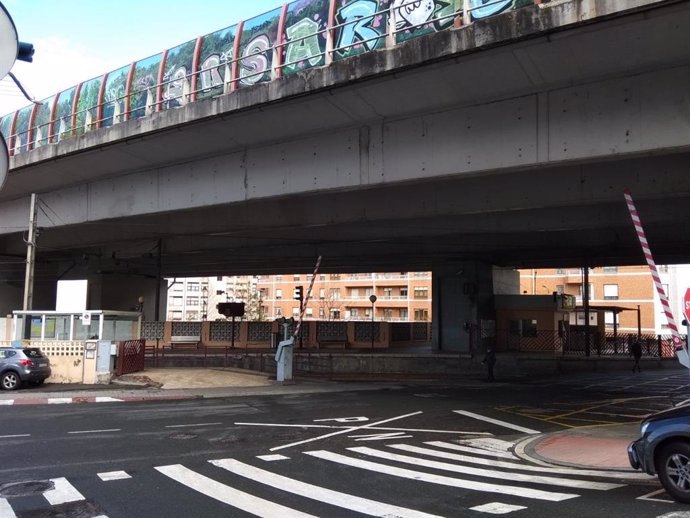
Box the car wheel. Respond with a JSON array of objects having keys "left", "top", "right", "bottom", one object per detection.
[
  {"left": 657, "top": 441, "right": 690, "bottom": 503},
  {"left": 1, "top": 371, "right": 21, "bottom": 391}
]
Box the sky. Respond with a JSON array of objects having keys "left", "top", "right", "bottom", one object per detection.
[{"left": 0, "top": 0, "right": 284, "bottom": 115}]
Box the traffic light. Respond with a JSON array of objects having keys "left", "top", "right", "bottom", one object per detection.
[{"left": 293, "top": 285, "right": 304, "bottom": 301}]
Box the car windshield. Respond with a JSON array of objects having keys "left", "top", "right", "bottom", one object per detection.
[{"left": 23, "top": 348, "right": 43, "bottom": 358}]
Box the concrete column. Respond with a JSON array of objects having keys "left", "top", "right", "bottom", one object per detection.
[{"left": 432, "top": 262, "right": 498, "bottom": 353}]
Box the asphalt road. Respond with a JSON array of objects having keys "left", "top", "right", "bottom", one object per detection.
[{"left": 1, "top": 370, "right": 689, "bottom": 518}]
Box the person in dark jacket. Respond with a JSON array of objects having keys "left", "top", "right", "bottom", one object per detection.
[
  {"left": 631, "top": 340, "right": 642, "bottom": 373},
  {"left": 482, "top": 346, "right": 496, "bottom": 381}
]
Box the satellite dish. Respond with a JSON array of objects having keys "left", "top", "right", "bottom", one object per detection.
[
  {"left": 0, "top": 133, "right": 7, "bottom": 191},
  {"left": 0, "top": 2, "right": 18, "bottom": 79}
]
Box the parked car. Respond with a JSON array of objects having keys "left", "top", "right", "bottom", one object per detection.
[
  {"left": 0, "top": 347, "right": 51, "bottom": 390},
  {"left": 629, "top": 403, "right": 690, "bottom": 503}
]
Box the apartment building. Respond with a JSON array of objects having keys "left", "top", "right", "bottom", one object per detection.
[
  {"left": 519, "top": 265, "right": 690, "bottom": 334},
  {"left": 166, "top": 273, "right": 433, "bottom": 322}
]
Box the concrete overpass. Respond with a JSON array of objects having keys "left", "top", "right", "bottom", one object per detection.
[{"left": 0, "top": 0, "right": 688, "bottom": 350}]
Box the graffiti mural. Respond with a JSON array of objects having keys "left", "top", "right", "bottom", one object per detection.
[
  {"left": 30, "top": 97, "right": 53, "bottom": 148},
  {"left": 282, "top": 0, "right": 330, "bottom": 75},
  {"left": 130, "top": 54, "right": 163, "bottom": 117},
  {"left": 1, "top": 0, "right": 536, "bottom": 155},
  {"left": 334, "top": 0, "right": 390, "bottom": 60},
  {"left": 238, "top": 8, "right": 282, "bottom": 87},
  {"left": 163, "top": 41, "right": 195, "bottom": 110},
  {"left": 198, "top": 25, "right": 238, "bottom": 99},
  {"left": 74, "top": 76, "right": 103, "bottom": 135},
  {"left": 102, "top": 65, "right": 131, "bottom": 128},
  {"left": 392, "top": 0, "right": 455, "bottom": 42}
]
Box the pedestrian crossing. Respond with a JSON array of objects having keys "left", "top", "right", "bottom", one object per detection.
[{"left": 0, "top": 438, "right": 645, "bottom": 517}]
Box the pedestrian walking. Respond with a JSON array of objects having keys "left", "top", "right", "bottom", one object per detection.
[
  {"left": 482, "top": 346, "right": 496, "bottom": 382},
  {"left": 631, "top": 339, "right": 642, "bottom": 373}
]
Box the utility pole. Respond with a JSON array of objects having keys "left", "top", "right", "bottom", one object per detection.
[{"left": 22, "top": 193, "right": 38, "bottom": 310}]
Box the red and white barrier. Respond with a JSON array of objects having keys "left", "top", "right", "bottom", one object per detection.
[
  {"left": 294, "top": 255, "right": 322, "bottom": 338},
  {"left": 624, "top": 189, "right": 688, "bottom": 367}
]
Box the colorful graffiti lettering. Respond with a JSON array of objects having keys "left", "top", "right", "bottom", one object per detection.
[
  {"left": 469, "top": 0, "right": 513, "bottom": 20},
  {"left": 200, "top": 55, "right": 224, "bottom": 91},
  {"left": 285, "top": 18, "right": 323, "bottom": 70},
  {"left": 336, "top": 0, "right": 386, "bottom": 57},
  {"left": 240, "top": 34, "right": 271, "bottom": 86}
]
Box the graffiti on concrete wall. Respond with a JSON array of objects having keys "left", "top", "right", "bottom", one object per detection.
[{"left": 2, "top": 0, "right": 536, "bottom": 154}]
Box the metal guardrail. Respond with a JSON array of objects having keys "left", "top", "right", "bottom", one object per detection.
[{"left": 1, "top": 0, "right": 548, "bottom": 156}]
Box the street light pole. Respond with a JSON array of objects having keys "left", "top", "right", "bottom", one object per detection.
[{"left": 369, "top": 294, "right": 377, "bottom": 350}]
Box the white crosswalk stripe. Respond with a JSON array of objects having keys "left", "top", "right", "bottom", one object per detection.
[
  {"left": 43, "top": 477, "right": 85, "bottom": 505},
  {"left": 156, "top": 464, "right": 318, "bottom": 518},
  {"left": 0, "top": 498, "right": 17, "bottom": 518},
  {"left": 348, "top": 446, "right": 622, "bottom": 490},
  {"left": 304, "top": 449, "right": 579, "bottom": 501},
  {"left": 210, "top": 457, "right": 444, "bottom": 518}
]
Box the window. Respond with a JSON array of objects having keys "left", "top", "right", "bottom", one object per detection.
[
  {"left": 414, "top": 309, "right": 429, "bottom": 321},
  {"left": 364, "top": 288, "right": 373, "bottom": 297},
  {"left": 399, "top": 308, "right": 408, "bottom": 319},
  {"left": 292, "top": 307, "right": 300, "bottom": 316},
  {"left": 364, "top": 308, "right": 372, "bottom": 318},
  {"left": 604, "top": 311, "right": 615, "bottom": 326},
  {"left": 330, "top": 274, "right": 341, "bottom": 280},
  {"left": 293, "top": 274, "right": 300, "bottom": 281},
  {"left": 171, "top": 296, "right": 183, "bottom": 307},
  {"left": 276, "top": 275, "right": 283, "bottom": 281},
  {"left": 275, "top": 307, "right": 282, "bottom": 316},
  {"left": 556, "top": 268, "right": 565, "bottom": 275},
  {"left": 171, "top": 311, "right": 182, "bottom": 320},
  {"left": 414, "top": 287, "right": 429, "bottom": 299},
  {"left": 602, "top": 266, "right": 618, "bottom": 274},
  {"left": 319, "top": 307, "right": 325, "bottom": 319},
  {"left": 330, "top": 309, "right": 341, "bottom": 320},
  {"left": 555, "top": 285, "right": 564, "bottom": 295},
  {"left": 216, "top": 290, "right": 224, "bottom": 296},
  {"left": 330, "top": 288, "right": 341, "bottom": 299},
  {"left": 188, "top": 282, "right": 200, "bottom": 292},
  {"left": 276, "top": 289, "right": 283, "bottom": 300},
  {"left": 319, "top": 274, "right": 325, "bottom": 280},
  {"left": 186, "top": 311, "right": 198, "bottom": 321},
  {"left": 383, "top": 309, "right": 393, "bottom": 319},
  {"left": 259, "top": 288, "right": 269, "bottom": 298},
  {"left": 350, "top": 308, "right": 359, "bottom": 318},
  {"left": 383, "top": 288, "right": 393, "bottom": 297},
  {"left": 351, "top": 288, "right": 359, "bottom": 298},
  {"left": 509, "top": 319, "right": 538, "bottom": 337},
  {"left": 319, "top": 288, "right": 325, "bottom": 299},
  {"left": 306, "top": 308, "right": 313, "bottom": 317},
  {"left": 217, "top": 276, "right": 223, "bottom": 281},
  {"left": 603, "top": 284, "right": 619, "bottom": 300},
  {"left": 578, "top": 283, "right": 594, "bottom": 299},
  {"left": 400, "top": 287, "right": 408, "bottom": 297},
  {"left": 187, "top": 298, "right": 199, "bottom": 306},
  {"left": 659, "top": 265, "right": 669, "bottom": 273}
]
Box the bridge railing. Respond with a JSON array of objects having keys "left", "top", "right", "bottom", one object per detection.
[{"left": 1, "top": 0, "right": 549, "bottom": 157}]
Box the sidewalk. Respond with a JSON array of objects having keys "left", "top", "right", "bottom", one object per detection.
[
  {"left": 0, "top": 368, "right": 400, "bottom": 405},
  {"left": 519, "top": 422, "right": 642, "bottom": 472}
]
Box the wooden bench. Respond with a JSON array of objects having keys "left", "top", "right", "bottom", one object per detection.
[{"left": 170, "top": 335, "right": 201, "bottom": 350}]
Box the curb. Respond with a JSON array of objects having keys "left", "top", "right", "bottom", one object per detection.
[
  {"left": 513, "top": 433, "right": 653, "bottom": 482},
  {"left": 0, "top": 394, "right": 201, "bottom": 406}
]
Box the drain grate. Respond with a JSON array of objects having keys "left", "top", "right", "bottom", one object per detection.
[{"left": 0, "top": 480, "right": 54, "bottom": 498}]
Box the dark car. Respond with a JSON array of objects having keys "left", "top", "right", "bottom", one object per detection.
[
  {"left": 629, "top": 403, "right": 690, "bottom": 503},
  {"left": 0, "top": 347, "right": 51, "bottom": 390}
]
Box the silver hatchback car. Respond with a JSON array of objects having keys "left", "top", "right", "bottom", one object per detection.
[{"left": 0, "top": 347, "right": 51, "bottom": 390}]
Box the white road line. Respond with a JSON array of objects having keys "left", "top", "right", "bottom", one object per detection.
[
  {"left": 165, "top": 422, "right": 222, "bottom": 428},
  {"left": 454, "top": 410, "right": 540, "bottom": 434},
  {"left": 270, "top": 411, "right": 423, "bottom": 452},
  {"left": 68, "top": 429, "right": 121, "bottom": 434},
  {"left": 0, "top": 434, "right": 31, "bottom": 439},
  {"left": 0, "top": 498, "right": 16, "bottom": 518},
  {"left": 156, "top": 464, "right": 317, "bottom": 518},
  {"left": 461, "top": 438, "right": 517, "bottom": 454},
  {"left": 211, "top": 458, "right": 444, "bottom": 518},
  {"left": 43, "top": 477, "right": 85, "bottom": 505},
  {"left": 429, "top": 441, "right": 516, "bottom": 459},
  {"left": 48, "top": 398, "right": 73, "bottom": 405},
  {"left": 304, "top": 450, "right": 578, "bottom": 502},
  {"left": 637, "top": 488, "right": 674, "bottom": 503},
  {"left": 470, "top": 502, "right": 527, "bottom": 514},
  {"left": 98, "top": 471, "right": 131, "bottom": 481},
  {"left": 257, "top": 454, "right": 290, "bottom": 461},
  {"left": 0, "top": 400, "right": 13, "bottom": 405},
  {"left": 237, "top": 422, "right": 490, "bottom": 435},
  {"left": 405, "top": 443, "right": 643, "bottom": 479},
  {"left": 95, "top": 397, "right": 123, "bottom": 403},
  {"left": 349, "top": 447, "right": 621, "bottom": 491}
]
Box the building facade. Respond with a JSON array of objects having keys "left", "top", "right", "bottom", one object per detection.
[
  {"left": 518, "top": 265, "right": 690, "bottom": 335},
  {"left": 166, "top": 273, "right": 432, "bottom": 323}
]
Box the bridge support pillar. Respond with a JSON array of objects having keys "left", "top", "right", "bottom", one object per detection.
[{"left": 432, "top": 263, "right": 517, "bottom": 353}]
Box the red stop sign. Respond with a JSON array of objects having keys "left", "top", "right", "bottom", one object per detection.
[{"left": 684, "top": 288, "right": 690, "bottom": 322}]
